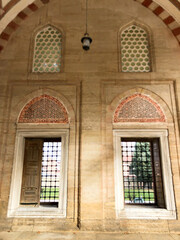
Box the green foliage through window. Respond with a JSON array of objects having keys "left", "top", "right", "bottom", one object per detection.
[{"left": 121, "top": 140, "right": 155, "bottom": 204}]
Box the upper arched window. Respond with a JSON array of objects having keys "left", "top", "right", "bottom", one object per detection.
[
  {"left": 32, "top": 25, "right": 62, "bottom": 73},
  {"left": 120, "top": 25, "right": 151, "bottom": 72}
]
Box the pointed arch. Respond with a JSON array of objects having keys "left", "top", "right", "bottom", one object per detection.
[
  {"left": 110, "top": 88, "right": 173, "bottom": 124},
  {"left": 119, "top": 21, "right": 153, "bottom": 72},
  {"left": 119, "top": 20, "right": 153, "bottom": 38},
  {"left": 31, "top": 24, "right": 63, "bottom": 73},
  {"left": 18, "top": 94, "right": 69, "bottom": 123},
  {"left": 114, "top": 93, "right": 165, "bottom": 123}
]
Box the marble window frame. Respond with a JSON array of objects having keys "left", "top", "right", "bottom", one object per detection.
[{"left": 113, "top": 129, "right": 176, "bottom": 219}]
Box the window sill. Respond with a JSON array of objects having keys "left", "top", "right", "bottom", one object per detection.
[
  {"left": 8, "top": 206, "right": 66, "bottom": 218},
  {"left": 117, "top": 205, "right": 176, "bottom": 220}
]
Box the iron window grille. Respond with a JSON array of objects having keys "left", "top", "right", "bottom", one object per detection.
[
  {"left": 20, "top": 138, "right": 61, "bottom": 207},
  {"left": 121, "top": 138, "right": 165, "bottom": 206},
  {"left": 40, "top": 139, "right": 61, "bottom": 205}
]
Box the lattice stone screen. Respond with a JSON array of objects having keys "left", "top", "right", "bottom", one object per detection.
[
  {"left": 120, "top": 25, "right": 151, "bottom": 72},
  {"left": 18, "top": 95, "right": 69, "bottom": 123},
  {"left": 33, "top": 25, "right": 62, "bottom": 73},
  {"left": 114, "top": 93, "right": 165, "bottom": 123}
]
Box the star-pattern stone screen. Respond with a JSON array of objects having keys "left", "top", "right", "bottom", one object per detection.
[
  {"left": 33, "top": 25, "right": 62, "bottom": 73},
  {"left": 121, "top": 25, "right": 151, "bottom": 72}
]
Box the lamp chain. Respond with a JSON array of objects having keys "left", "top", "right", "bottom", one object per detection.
[{"left": 86, "top": 0, "right": 88, "bottom": 33}]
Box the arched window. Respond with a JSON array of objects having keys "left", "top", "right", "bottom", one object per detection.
[
  {"left": 32, "top": 25, "right": 62, "bottom": 73},
  {"left": 8, "top": 94, "right": 70, "bottom": 218},
  {"left": 112, "top": 90, "right": 176, "bottom": 219},
  {"left": 120, "top": 25, "right": 151, "bottom": 72}
]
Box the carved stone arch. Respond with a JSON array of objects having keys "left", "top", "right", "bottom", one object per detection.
[
  {"left": 119, "top": 20, "right": 153, "bottom": 39},
  {"left": 31, "top": 22, "right": 64, "bottom": 40},
  {"left": 118, "top": 20, "right": 154, "bottom": 72},
  {"left": 109, "top": 88, "right": 173, "bottom": 124},
  {"left": 28, "top": 22, "right": 65, "bottom": 73},
  {"left": 18, "top": 94, "right": 68, "bottom": 123},
  {"left": 15, "top": 88, "right": 75, "bottom": 125}
]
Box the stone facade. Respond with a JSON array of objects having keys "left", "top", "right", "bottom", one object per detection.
[{"left": 0, "top": 0, "right": 180, "bottom": 236}]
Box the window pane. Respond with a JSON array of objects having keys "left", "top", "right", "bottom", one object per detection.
[
  {"left": 33, "top": 26, "right": 61, "bottom": 73},
  {"left": 121, "top": 140, "right": 155, "bottom": 205},
  {"left": 121, "top": 25, "right": 151, "bottom": 72},
  {"left": 40, "top": 140, "right": 61, "bottom": 203}
]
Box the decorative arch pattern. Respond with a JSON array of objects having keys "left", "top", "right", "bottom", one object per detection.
[
  {"left": 18, "top": 94, "right": 69, "bottom": 123},
  {"left": 114, "top": 93, "right": 166, "bottom": 123},
  {"left": 133, "top": 0, "right": 180, "bottom": 41},
  {"left": 0, "top": 0, "right": 180, "bottom": 54}
]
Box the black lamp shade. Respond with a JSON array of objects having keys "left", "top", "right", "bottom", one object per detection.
[{"left": 81, "top": 34, "right": 92, "bottom": 51}]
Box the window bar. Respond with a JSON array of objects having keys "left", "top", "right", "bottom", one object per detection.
[
  {"left": 121, "top": 140, "right": 156, "bottom": 205},
  {"left": 40, "top": 140, "right": 61, "bottom": 204}
]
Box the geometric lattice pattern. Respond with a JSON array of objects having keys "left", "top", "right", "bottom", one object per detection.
[
  {"left": 121, "top": 25, "right": 151, "bottom": 72},
  {"left": 18, "top": 94, "right": 68, "bottom": 123},
  {"left": 32, "top": 25, "right": 62, "bottom": 73},
  {"left": 114, "top": 93, "right": 165, "bottom": 123}
]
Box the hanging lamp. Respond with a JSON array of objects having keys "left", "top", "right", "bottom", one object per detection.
[{"left": 81, "top": 0, "right": 92, "bottom": 51}]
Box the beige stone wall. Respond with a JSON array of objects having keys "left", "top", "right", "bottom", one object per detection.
[{"left": 0, "top": 0, "right": 180, "bottom": 233}]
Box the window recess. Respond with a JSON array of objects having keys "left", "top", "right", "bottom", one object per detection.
[
  {"left": 7, "top": 128, "right": 69, "bottom": 218},
  {"left": 120, "top": 24, "right": 151, "bottom": 72},
  {"left": 32, "top": 25, "right": 62, "bottom": 73},
  {"left": 121, "top": 138, "right": 165, "bottom": 208},
  {"left": 113, "top": 129, "right": 176, "bottom": 219},
  {"left": 20, "top": 138, "right": 61, "bottom": 207}
]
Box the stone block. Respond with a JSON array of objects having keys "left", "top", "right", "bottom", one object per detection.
[
  {"left": 140, "top": 233, "right": 175, "bottom": 240},
  {"left": 96, "top": 233, "right": 142, "bottom": 240}
]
